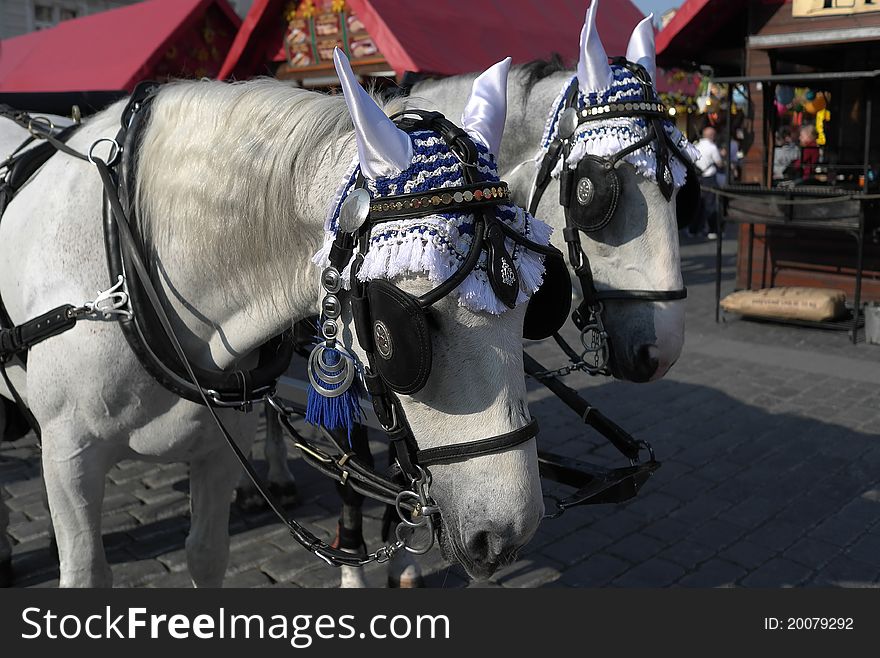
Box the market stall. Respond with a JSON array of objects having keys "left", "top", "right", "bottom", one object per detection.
[
  {"left": 0, "top": 0, "right": 240, "bottom": 114},
  {"left": 218, "top": 0, "right": 645, "bottom": 85},
  {"left": 658, "top": 0, "right": 880, "bottom": 341}
]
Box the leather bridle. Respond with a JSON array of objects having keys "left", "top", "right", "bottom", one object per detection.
[
  {"left": 528, "top": 59, "right": 690, "bottom": 375},
  {"left": 316, "top": 109, "right": 562, "bottom": 528}
]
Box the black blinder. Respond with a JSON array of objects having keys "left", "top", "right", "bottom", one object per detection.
[
  {"left": 365, "top": 280, "right": 432, "bottom": 396},
  {"left": 675, "top": 163, "right": 701, "bottom": 230},
  {"left": 523, "top": 252, "right": 572, "bottom": 340},
  {"left": 562, "top": 155, "right": 621, "bottom": 233}
]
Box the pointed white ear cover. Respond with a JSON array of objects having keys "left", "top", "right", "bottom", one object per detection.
[
  {"left": 333, "top": 47, "right": 412, "bottom": 179},
  {"left": 577, "top": 0, "right": 614, "bottom": 92},
  {"left": 460, "top": 57, "right": 511, "bottom": 155},
  {"left": 626, "top": 14, "right": 657, "bottom": 83}
]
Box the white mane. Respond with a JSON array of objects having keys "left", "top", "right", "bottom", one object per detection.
[{"left": 133, "top": 79, "right": 403, "bottom": 308}]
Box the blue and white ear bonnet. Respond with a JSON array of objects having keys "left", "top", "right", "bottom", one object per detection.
[
  {"left": 540, "top": 6, "right": 698, "bottom": 192},
  {"left": 314, "top": 132, "right": 552, "bottom": 315},
  {"left": 306, "top": 51, "right": 561, "bottom": 436}
]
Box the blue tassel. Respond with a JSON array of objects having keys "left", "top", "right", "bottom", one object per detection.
[{"left": 305, "top": 347, "right": 363, "bottom": 443}]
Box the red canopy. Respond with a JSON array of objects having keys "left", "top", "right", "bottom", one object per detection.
[
  {"left": 0, "top": 0, "right": 240, "bottom": 93},
  {"left": 219, "top": 0, "right": 645, "bottom": 80}
]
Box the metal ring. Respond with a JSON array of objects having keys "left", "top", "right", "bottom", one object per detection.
[
  {"left": 87, "top": 138, "right": 121, "bottom": 166},
  {"left": 307, "top": 344, "right": 355, "bottom": 397},
  {"left": 27, "top": 116, "right": 54, "bottom": 137},
  {"left": 634, "top": 439, "right": 655, "bottom": 464},
  {"left": 394, "top": 490, "right": 429, "bottom": 528},
  {"left": 315, "top": 345, "right": 353, "bottom": 384},
  {"left": 395, "top": 521, "right": 435, "bottom": 555},
  {"left": 310, "top": 344, "right": 355, "bottom": 387}
]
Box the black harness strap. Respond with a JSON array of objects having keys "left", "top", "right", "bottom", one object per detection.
[
  {"left": 417, "top": 418, "right": 539, "bottom": 467},
  {"left": 0, "top": 305, "right": 77, "bottom": 358},
  {"left": 102, "top": 84, "right": 294, "bottom": 409},
  {"left": 97, "top": 154, "right": 406, "bottom": 567},
  {"left": 522, "top": 351, "right": 660, "bottom": 509}
]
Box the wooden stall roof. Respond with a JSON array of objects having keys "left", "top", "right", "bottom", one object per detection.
[
  {"left": 218, "top": 0, "right": 646, "bottom": 81},
  {"left": 0, "top": 0, "right": 240, "bottom": 94},
  {"left": 658, "top": 0, "right": 880, "bottom": 71},
  {"left": 656, "top": 0, "right": 750, "bottom": 72}
]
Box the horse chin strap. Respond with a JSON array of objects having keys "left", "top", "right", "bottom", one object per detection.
[{"left": 528, "top": 59, "right": 688, "bottom": 375}]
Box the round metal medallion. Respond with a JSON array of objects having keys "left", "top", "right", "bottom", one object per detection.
[
  {"left": 320, "top": 267, "right": 341, "bottom": 293},
  {"left": 575, "top": 177, "right": 595, "bottom": 206},
  {"left": 374, "top": 320, "right": 393, "bottom": 360}
]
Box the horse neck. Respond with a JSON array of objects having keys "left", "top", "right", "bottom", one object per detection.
[{"left": 134, "top": 81, "right": 355, "bottom": 369}]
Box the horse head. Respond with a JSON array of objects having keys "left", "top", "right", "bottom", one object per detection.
[{"left": 319, "top": 51, "right": 554, "bottom": 578}]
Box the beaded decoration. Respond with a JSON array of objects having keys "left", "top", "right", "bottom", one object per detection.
[
  {"left": 540, "top": 66, "right": 699, "bottom": 187},
  {"left": 313, "top": 131, "right": 553, "bottom": 315}
]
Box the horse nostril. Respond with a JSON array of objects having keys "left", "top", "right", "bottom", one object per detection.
[
  {"left": 464, "top": 528, "right": 510, "bottom": 566},
  {"left": 466, "top": 530, "right": 490, "bottom": 561},
  {"left": 633, "top": 345, "right": 659, "bottom": 382}
]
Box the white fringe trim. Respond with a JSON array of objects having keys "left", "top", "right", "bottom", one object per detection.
[
  {"left": 540, "top": 75, "right": 699, "bottom": 190},
  {"left": 313, "top": 205, "right": 553, "bottom": 315}
]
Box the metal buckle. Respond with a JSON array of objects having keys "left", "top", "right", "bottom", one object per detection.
[
  {"left": 87, "top": 138, "right": 121, "bottom": 167},
  {"left": 67, "top": 275, "right": 133, "bottom": 321}
]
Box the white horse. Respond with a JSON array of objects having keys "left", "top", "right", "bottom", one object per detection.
[
  {"left": 0, "top": 51, "right": 547, "bottom": 586},
  {"left": 415, "top": 1, "right": 691, "bottom": 382},
  {"left": 335, "top": 1, "right": 697, "bottom": 587}
]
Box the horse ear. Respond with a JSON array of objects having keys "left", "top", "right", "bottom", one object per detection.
[
  {"left": 626, "top": 14, "right": 657, "bottom": 84},
  {"left": 333, "top": 48, "right": 412, "bottom": 180},
  {"left": 461, "top": 56, "right": 511, "bottom": 155},
  {"left": 577, "top": 0, "right": 613, "bottom": 92}
]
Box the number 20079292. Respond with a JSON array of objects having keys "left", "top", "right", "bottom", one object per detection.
[{"left": 764, "top": 618, "right": 854, "bottom": 630}]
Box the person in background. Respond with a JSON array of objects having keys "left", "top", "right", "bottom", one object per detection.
[
  {"left": 795, "top": 124, "right": 820, "bottom": 181},
  {"left": 689, "top": 125, "right": 723, "bottom": 239},
  {"left": 773, "top": 127, "right": 799, "bottom": 181}
]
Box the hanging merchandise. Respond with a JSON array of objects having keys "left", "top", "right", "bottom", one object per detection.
[
  {"left": 804, "top": 92, "right": 827, "bottom": 115},
  {"left": 775, "top": 85, "right": 795, "bottom": 106},
  {"left": 816, "top": 108, "right": 830, "bottom": 146}
]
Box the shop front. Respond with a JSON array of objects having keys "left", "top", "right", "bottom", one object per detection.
[{"left": 658, "top": 0, "right": 880, "bottom": 340}]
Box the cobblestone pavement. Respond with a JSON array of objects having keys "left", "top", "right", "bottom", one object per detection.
[{"left": 3, "top": 234, "right": 880, "bottom": 588}]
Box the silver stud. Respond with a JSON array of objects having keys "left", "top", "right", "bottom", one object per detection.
[
  {"left": 321, "top": 267, "right": 341, "bottom": 293},
  {"left": 321, "top": 318, "right": 338, "bottom": 340},
  {"left": 322, "top": 294, "right": 341, "bottom": 319}
]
